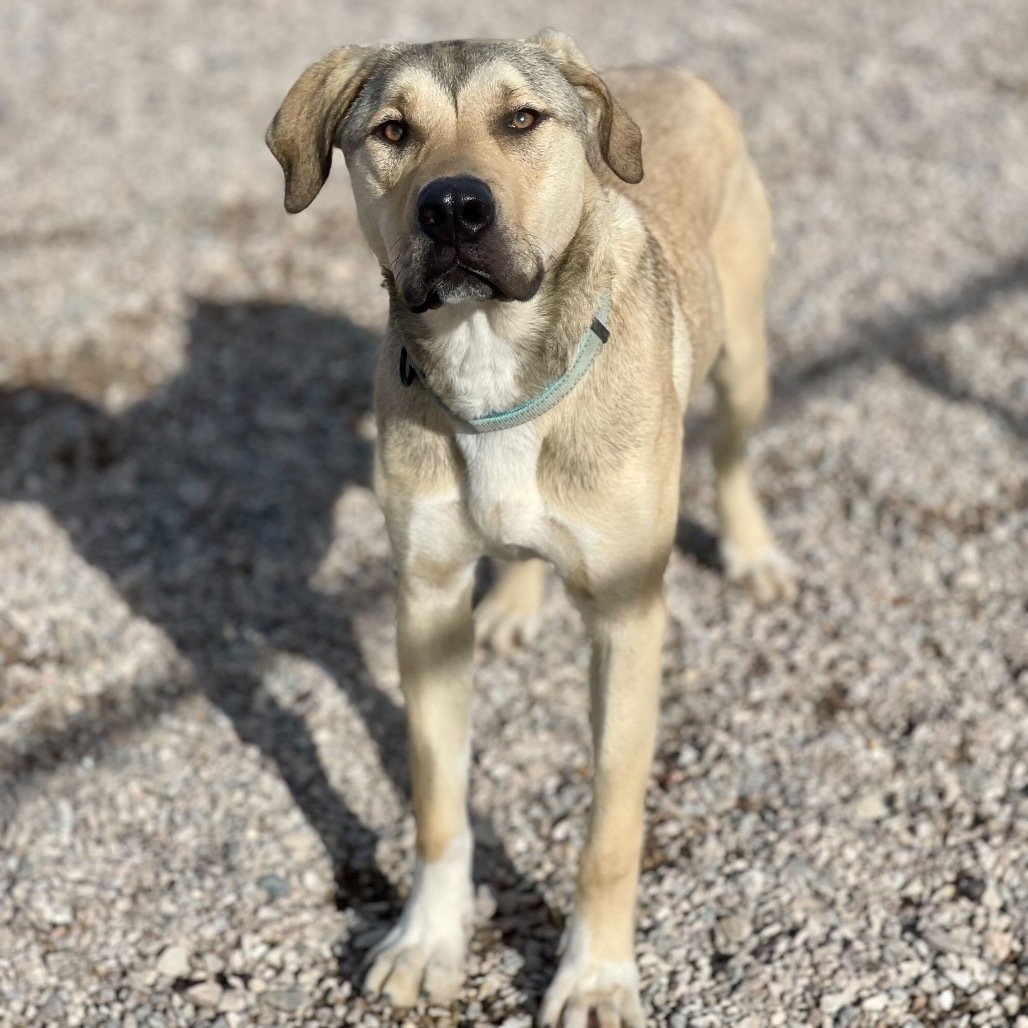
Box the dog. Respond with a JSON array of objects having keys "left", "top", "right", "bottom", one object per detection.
[{"left": 267, "top": 29, "right": 795, "bottom": 1026}]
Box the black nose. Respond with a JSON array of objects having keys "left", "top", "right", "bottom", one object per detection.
[{"left": 417, "top": 176, "right": 495, "bottom": 246}]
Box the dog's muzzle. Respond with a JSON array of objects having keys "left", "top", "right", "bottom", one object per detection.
[{"left": 401, "top": 176, "right": 543, "bottom": 311}]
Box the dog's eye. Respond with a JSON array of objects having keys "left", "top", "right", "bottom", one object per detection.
[
  {"left": 379, "top": 120, "right": 406, "bottom": 143},
  {"left": 509, "top": 109, "right": 538, "bottom": 131}
]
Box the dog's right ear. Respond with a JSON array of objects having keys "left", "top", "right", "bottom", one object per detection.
[{"left": 266, "top": 46, "right": 376, "bottom": 214}]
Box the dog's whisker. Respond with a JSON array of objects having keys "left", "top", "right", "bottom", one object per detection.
[{"left": 520, "top": 230, "right": 555, "bottom": 264}]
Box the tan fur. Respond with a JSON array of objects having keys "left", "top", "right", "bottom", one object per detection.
[{"left": 269, "top": 29, "right": 795, "bottom": 1026}]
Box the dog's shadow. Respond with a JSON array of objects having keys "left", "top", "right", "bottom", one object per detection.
[{"left": 0, "top": 298, "right": 561, "bottom": 1006}]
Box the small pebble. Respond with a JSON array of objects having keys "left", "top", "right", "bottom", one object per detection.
[
  {"left": 978, "top": 933, "right": 1011, "bottom": 962},
  {"left": 955, "top": 872, "right": 986, "bottom": 903},
  {"left": 184, "top": 981, "right": 222, "bottom": 1008},
  {"left": 263, "top": 987, "right": 308, "bottom": 1013},
  {"left": 218, "top": 990, "right": 248, "bottom": 1013},
  {"left": 713, "top": 914, "right": 753, "bottom": 955},
  {"left": 853, "top": 792, "right": 887, "bottom": 821},
  {"left": 946, "top": 969, "right": 972, "bottom": 992},
  {"left": 862, "top": 993, "right": 889, "bottom": 1012},
  {"left": 155, "top": 946, "right": 191, "bottom": 980},
  {"left": 981, "top": 885, "right": 1004, "bottom": 911},
  {"left": 256, "top": 874, "right": 290, "bottom": 900}
]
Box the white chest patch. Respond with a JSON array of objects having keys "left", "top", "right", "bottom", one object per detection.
[
  {"left": 427, "top": 307, "right": 525, "bottom": 422},
  {"left": 419, "top": 304, "right": 594, "bottom": 563},
  {"left": 457, "top": 423, "right": 550, "bottom": 557}
]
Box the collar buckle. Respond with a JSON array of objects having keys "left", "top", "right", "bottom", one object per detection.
[{"left": 399, "top": 346, "right": 418, "bottom": 388}]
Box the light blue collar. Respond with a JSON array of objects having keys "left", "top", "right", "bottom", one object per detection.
[{"left": 399, "top": 288, "right": 613, "bottom": 433}]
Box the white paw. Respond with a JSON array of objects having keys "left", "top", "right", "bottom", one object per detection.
[
  {"left": 364, "top": 927, "right": 466, "bottom": 1008},
  {"left": 363, "top": 833, "right": 474, "bottom": 1009},
  {"left": 538, "top": 918, "right": 645, "bottom": 1028},
  {"left": 721, "top": 542, "right": 798, "bottom": 605}
]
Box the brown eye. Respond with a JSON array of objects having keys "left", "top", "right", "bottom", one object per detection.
[
  {"left": 510, "top": 109, "right": 538, "bottom": 131},
  {"left": 380, "top": 120, "right": 405, "bottom": 143}
]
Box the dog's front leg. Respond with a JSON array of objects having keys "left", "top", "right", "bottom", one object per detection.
[
  {"left": 365, "top": 559, "right": 477, "bottom": 1009},
  {"left": 540, "top": 590, "right": 665, "bottom": 1028}
]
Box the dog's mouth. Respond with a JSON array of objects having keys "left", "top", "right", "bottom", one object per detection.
[
  {"left": 409, "top": 263, "right": 503, "bottom": 313},
  {"left": 400, "top": 242, "right": 544, "bottom": 313}
]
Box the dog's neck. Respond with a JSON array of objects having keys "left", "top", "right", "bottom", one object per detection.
[{"left": 387, "top": 178, "right": 622, "bottom": 423}]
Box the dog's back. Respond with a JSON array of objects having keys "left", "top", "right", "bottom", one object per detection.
[{"left": 605, "top": 67, "right": 774, "bottom": 391}]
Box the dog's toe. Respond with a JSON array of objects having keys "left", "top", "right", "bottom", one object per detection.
[
  {"left": 365, "top": 935, "right": 464, "bottom": 1008},
  {"left": 538, "top": 962, "right": 641, "bottom": 1028},
  {"left": 422, "top": 953, "right": 464, "bottom": 1003},
  {"left": 538, "top": 956, "right": 644, "bottom": 1028},
  {"left": 476, "top": 600, "right": 538, "bottom": 653},
  {"left": 721, "top": 542, "right": 798, "bottom": 605},
  {"left": 365, "top": 943, "right": 421, "bottom": 1008}
]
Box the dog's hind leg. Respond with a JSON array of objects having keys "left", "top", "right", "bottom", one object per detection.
[
  {"left": 708, "top": 158, "right": 797, "bottom": 604},
  {"left": 475, "top": 558, "right": 546, "bottom": 654}
]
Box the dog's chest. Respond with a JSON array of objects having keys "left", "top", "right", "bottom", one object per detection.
[
  {"left": 456, "top": 425, "right": 551, "bottom": 558},
  {"left": 427, "top": 310, "right": 568, "bottom": 559}
]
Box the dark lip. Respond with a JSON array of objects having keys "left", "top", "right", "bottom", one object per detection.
[
  {"left": 455, "top": 263, "right": 504, "bottom": 296},
  {"left": 403, "top": 242, "right": 544, "bottom": 313},
  {"left": 408, "top": 262, "right": 504, "bottom": 313}
]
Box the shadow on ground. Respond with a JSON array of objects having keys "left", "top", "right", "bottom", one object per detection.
[
  {"left": 771, "top": 250, "right": 1028, "bottom": 438},
  {"left": 672, "top": 248, "right": 1028, "bottom": 568},
  {"left": 0, "top": 298, "right": 559, "bottom": 1001}
]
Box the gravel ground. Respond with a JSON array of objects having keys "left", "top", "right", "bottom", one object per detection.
[{"left": 1, "top": 1, "right": 1026, "bottom": 1026}]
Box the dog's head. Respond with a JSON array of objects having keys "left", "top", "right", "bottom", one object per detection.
[{"left": 266, "top": 31, "right": 642, "bottom": 311}]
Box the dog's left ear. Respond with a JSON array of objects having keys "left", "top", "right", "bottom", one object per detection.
[
  {"left": 266, "top": 46, "right": 376, "bottom": 213},
  {"left": 529, "top": 29, "right": 643, "bottom": 184}
]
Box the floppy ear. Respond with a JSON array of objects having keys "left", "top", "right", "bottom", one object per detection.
[
  {"left": 266, "top": 46, "right": 376, "bottom": 213},
  {"left": 529, "top": 29, "right": 643, "bottom": 184}
]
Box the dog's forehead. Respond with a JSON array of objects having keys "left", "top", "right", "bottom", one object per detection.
[
  {"left": 420, "top": 39, "right": 549, "bottom": 92},
  {"left": 371, "top": 39, "right": 577, "bottom": 113}
]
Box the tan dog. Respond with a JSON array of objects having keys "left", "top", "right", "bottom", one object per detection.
[{"left": 267, "top": 30, "right": 795, "bottom": 1026}]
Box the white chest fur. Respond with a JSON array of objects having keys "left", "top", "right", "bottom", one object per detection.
[
  {"left": 456, "top": 424, "right": 549, "bottom": 558},
  {"left": 425, "top": 306, "right": 526, "bottom": 422},
  {"left": 420, "top": 305, "right": 577, "bottom": 562}
]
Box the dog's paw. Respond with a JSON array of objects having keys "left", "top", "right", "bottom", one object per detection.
[
  {"left": 364, "top": 927, "right": 466, "bottom": 1008},
  {"left": 721, "top": 542, "right": 798, "bottom": 605},
  {"left": 475, "top": 560, "right": 545, "bottom": 654},
  {"left": 538, "top": 957, "right": 644, "bottom": 1028},
  {"left": 538, "top": 917, "right": 644, "bottom": 1028},
  {"left": 363, "top": 833, "right": 474, "bottom": 1010}
]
